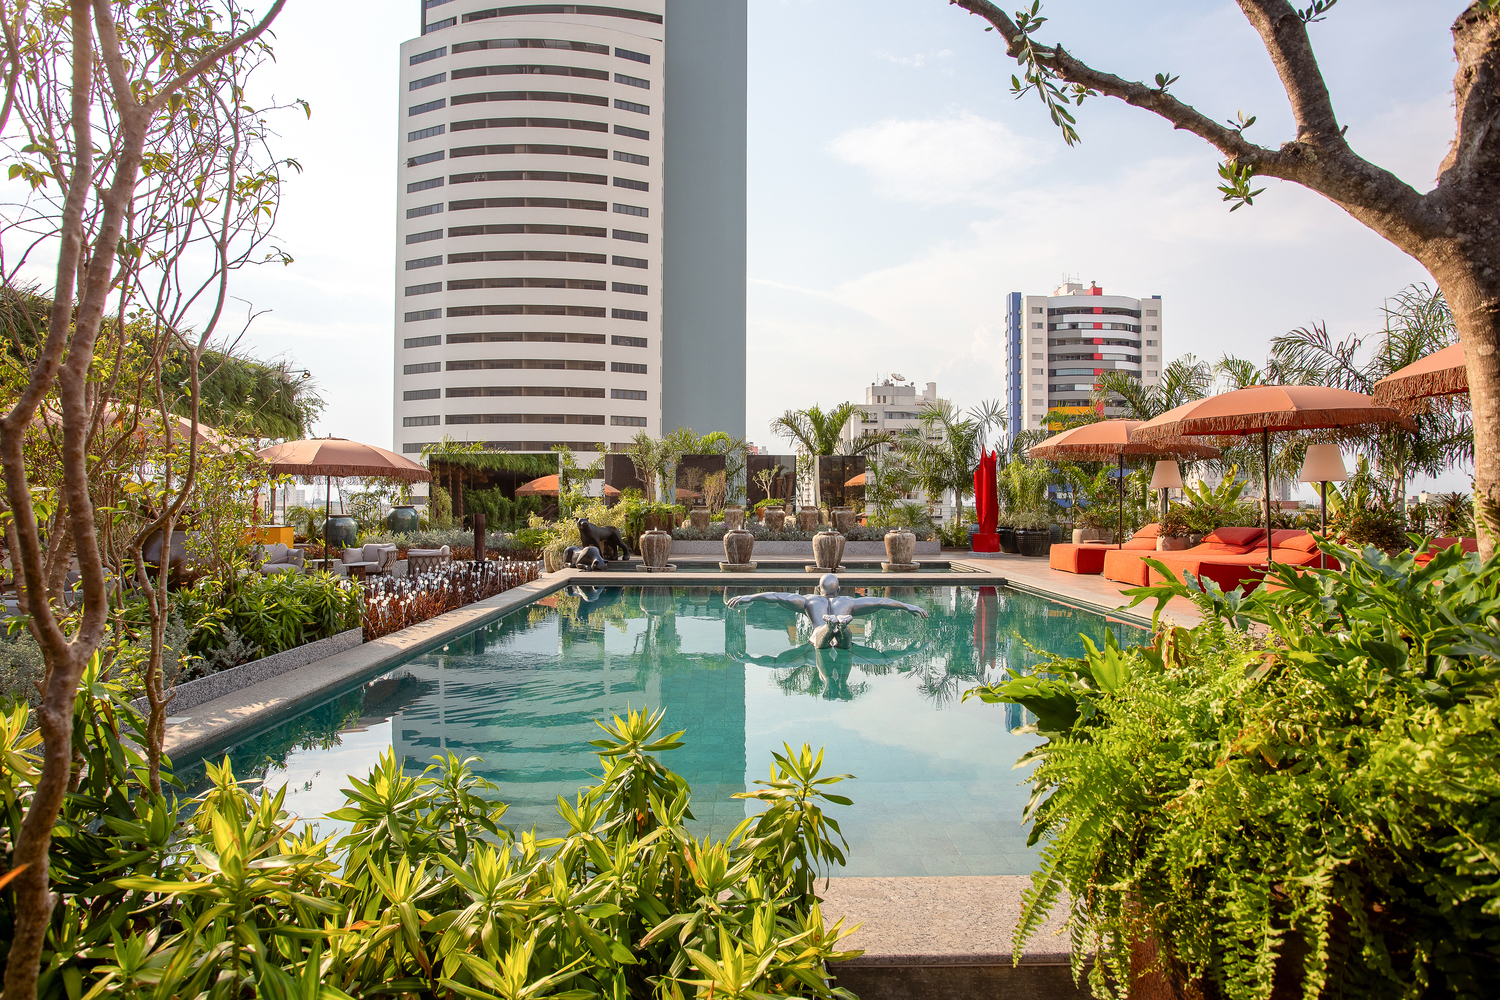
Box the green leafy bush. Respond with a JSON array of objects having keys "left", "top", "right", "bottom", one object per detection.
[
  {"left": 0, "top": 689, "right": 863, "bottom": 1000},
  {"left": 967, "top": 543, "right": 1500, "bottom": 999},
  {"left": 176, "top": 570, "right": 361, "bottom": 663}
]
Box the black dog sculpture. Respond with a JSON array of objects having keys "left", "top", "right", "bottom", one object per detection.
[
  {"left": 563, "top": 545, "right": 608, "bottom": 572},
  {"left": 576, "top": 518, "right": 631, "bottom": 561}
]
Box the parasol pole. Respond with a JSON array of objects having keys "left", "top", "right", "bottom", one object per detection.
[
  {"left": 1261, "top": 428, "right": 1273, "bottom": 564},
  {"left": 1117, "top": 452, "right": 1125, "bottom": 549}
]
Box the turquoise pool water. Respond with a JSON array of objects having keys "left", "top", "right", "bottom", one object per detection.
[{"left": 189, "top": 585, "right": 1141, "bottom": 877}]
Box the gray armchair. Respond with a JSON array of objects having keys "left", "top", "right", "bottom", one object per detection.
[
  {"left": 256, "top": 543, "right": 305, "bottom": 576},
  {"left": 341, "top": 543, "right": 398, "bottom": 578}
]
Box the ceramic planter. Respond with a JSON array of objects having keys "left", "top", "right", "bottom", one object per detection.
[
  {"left": 724, "top": 506, "right": 745, "bottom": 531},
  {"left": 797, "top": 510, "right": 820, "bottom": 533},
  {"left": 639, "top": 528, "right": 673, "bottom": 570},
  {"left": 811, "top": 529, "right": 846, "bottom": 571},
  {"left": 1073, "top": 527, "right": 1114, "bottom": 545},
  {"left": 764, "top": 508, "right": 786, "bottom": 531},
  {"left": 689, "top": 507, "right": 710, "bottom": 530},
  {"left": 1157, "top": 536, "right": 1193, "bottom": 551},
  {"left": 543, "top": 548, "right": 565, "bottom": 573},
  {"left": 1015, "top": 528, "right": 1050, "bottom": 557},
  {"left": 323, "top": 515, "right": 358, "bottom": 550},
  {"left": 997, "top": 526, "right": 1019, "bottom": 554},
  {"left": 384, "top": 505, "right": 421, "bottom": 534}
]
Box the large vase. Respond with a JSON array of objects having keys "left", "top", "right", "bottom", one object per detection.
[
  {"left": 1016, "top": 528, "right": 1050, "bottom": 558},
  {"left": 384, "top": 504, "right": 421, "bottom": 534},
  {"left": 639, "top": 528, "right": 672, "bottom": 570},
  {"left": 884, "top": 529, "right": 916, "bottom": 566},
  {"left": 543, "top": 547, "right": 565, "bottom": 573},
  {"left": 833, "top": 508, "right": 856, "bottom": 533},
  {"left": 721, "top": 528, "right": 756, "bottom": 570},
  {"left": 324, "top": 515, "right": 358, "bottom": 550},
  {"left": 797, "top": 509, "right": 820, "bottom": 533},
  {"left": 724, "top": 506, "right": 745, "bottom": 531},
  {"left": 997, "top": 526, "right": 1019, "bottom": 554},
  {"left": 690, "top": 507, "right": 710, "bottom": 530},
  {"left": 764, "top": 508, "right": 786, "bottom": 531},
  {"left": 812, "top": 529, "right": 845, "bottom": 572}
]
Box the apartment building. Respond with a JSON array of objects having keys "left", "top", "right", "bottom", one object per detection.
[
  {"left": 392, "top": 0, "right": 746, "bottom": 458},
  {"left": 1003, "top": 282, "right": 1165, "bottom": 438}
]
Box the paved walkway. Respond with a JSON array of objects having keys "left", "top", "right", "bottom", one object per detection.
[{"left": 947, "top": 550, "right": 1203, "bottom": 629}]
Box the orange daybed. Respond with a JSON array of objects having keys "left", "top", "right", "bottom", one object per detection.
[
  {"left": 1414, "top": 536, "right": 1478, "bottom": 565},
  {"left": 1146, "top": 529, "right": 1334, "bottom": 593},
  {"left": 1050, "top": 523, "right": 1160, "bottom": 575}
]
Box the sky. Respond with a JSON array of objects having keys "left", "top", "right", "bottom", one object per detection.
[{"left": 4, "top": 0, "right": 1473, "bottom": 494}]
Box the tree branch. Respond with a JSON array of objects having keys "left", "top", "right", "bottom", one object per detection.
[
  {"left": 147, "top": 0, "right": 286, "bottom": 113},
  {"left": 1235, "top": 0, "right": 1342, "bottom": 141}
]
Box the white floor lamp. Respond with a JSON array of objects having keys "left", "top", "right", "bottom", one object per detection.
[
  {"left": 1298, "top": 444, "right": 1347, "bottom": 570},
  {"left": 1149, "top": 460, "right": 1183, "bottom": 524}
]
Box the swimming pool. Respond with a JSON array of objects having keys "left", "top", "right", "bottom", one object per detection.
[{"left": 187, "top": 584, "right": 1141, "bottom": 877}]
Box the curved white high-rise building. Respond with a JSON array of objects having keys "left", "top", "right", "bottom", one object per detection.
[{"left": 394, "top": 1, "right": 745, "bottom": 458}]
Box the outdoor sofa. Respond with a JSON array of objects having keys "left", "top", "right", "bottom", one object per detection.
[
  {"left": 1414, "top": 536, "right": 1478, "bottom": 565},
  {"left": 1100, "top": 527, "right": 1334, "bottom": 594},
  {"left": 256, "top": 542, "right": 306, "bottom": 576},
  {"left": 1049, "top": 523, "right": 1160, "bottom": 575}
]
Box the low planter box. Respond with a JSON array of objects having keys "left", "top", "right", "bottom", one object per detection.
[
  {"left": 670, "top": 540, "right": 940, "bottom": 557},
  {"left": 131, "top": 627, "right": 365, "bottom": 717}
]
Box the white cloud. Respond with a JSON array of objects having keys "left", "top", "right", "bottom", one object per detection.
[
  {"left": 825, "top": 111, "right": 1047, "bottom": 206},
  {"left": 873, "top": 48, "right": 954, "bottom": 69}
]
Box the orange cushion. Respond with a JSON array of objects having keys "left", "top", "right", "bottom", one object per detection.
[
  {"left": 1103, "top": 548, "right": 1153, "bottom": 587},
  {"left": 1121, "top": 535, "right": 1159, "bottom": 551},
  {"left": 1204, "top": 527, "right": 1266, "bottom": 547},
  {"left": 1195, "top": 542, "right": 1256, "bottom": 555},
  {"left": 1133, "top": 523, "right": 1161, "bottom": 539},
  {"left": 1271, "top": 530, "right": 1319, "bottom": 553}
]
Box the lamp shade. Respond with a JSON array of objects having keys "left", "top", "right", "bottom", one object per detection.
[
  {"left": 1149, "top": 459, "right": 1183, "bottom": 490},
  {"left": 1299, "top": 443, "right": 1347, "bottom": 484}
]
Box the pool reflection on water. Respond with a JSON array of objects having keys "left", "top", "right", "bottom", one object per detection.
[{"left": 188, "top": 585, "right": 1140, "bottom": 878}]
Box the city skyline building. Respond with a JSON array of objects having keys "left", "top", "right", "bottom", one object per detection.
[
  {"left": 393, "top": 0, "right": 746, "bottom": 460},
  {"left": 1003, "top": 281, "right": 1165, "bottom": 441}
]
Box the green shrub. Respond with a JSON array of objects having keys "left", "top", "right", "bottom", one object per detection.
[
  {"left": 177, "top": 571, "right": 360, "bottom": 662},
  {"left": 0, "top": 687, "right": 864, "bottom": 1000},
  {"left": 966, "top": 543, "right": 1500, "bottom": 999}
]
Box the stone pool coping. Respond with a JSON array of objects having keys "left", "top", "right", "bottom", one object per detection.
[{"left": 820, "top": 875, "right": 1073, "bottom": 967}]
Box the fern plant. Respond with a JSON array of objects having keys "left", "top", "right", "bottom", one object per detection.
[{"left": 966, "top": 542, "right": 1500, "bottom": 999}]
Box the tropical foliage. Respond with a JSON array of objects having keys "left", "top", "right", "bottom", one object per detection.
[
  {"left": 967, "top": 542, "right": 1500, "bottom": 999},
  {"left": 1090, "top": 353, "right": 1212, "bottom": 421},
  {"left": 0, "top": 692, "right": 863, "bottom": 1000},
  {"left": 770, "top": 403, "right": 887, "bottom": 458},
  {"left": 897, "top": 399, "right": 1005, "bottom": 525}
]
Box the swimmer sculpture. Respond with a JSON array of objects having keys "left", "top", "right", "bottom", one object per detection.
[{"left": 725, "top": 573, "right": 928, "bottom": 648}]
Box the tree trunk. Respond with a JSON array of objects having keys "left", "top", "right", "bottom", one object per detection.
[{"left": 1425, "top": 260, "right": 1499, "bottom": 554}]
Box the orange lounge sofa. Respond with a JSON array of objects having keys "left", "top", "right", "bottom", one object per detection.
[
  {"left": 1049, "top": 523, "right": 1160, "bottom": 575},
  {"left": 1146, "top": 529, "right": 1333, "bottom": 593},
  {"left": 1413, "top": 536, "right": 1478, "bottom": 565}
]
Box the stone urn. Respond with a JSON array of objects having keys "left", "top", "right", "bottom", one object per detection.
[
  {"left": 764, "top": 507, "right": 786, "bottom": 531},
  {"left": 1157, "top": 535, "right": 1193, "bottom": 551},
  {"left": 543, "top": 547, "right": 565, "bottom": 573},
  {"left": 384, "top": 504, "right": 421, "bottom": 534},
  {"left": 833, "top": 508, "right": 857, "bottom": 533},
  {"left": 797, "top": 509, "right": 820, "bottom": 533},
  {"left": 1072, "top": 527, "right": 1114, "bottom": 545},
  {"left": 882, "top": 529, "right": 918, "bottom": 572},
  {"left": 724, "top": 506, "right": 745, "bottom": 531},
  {"left": 638, "top": 528, "right": 674, "bottom": 572},
  {"left": 689, "top": 506, "right": 710, "bottom": 530},
  {"left": 721, "top": 528, "right": 756, "bottom": 571},
  {"left": 809, "top": 529, "right": 845, "bottom": 573}
]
